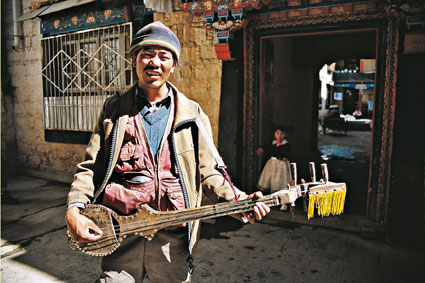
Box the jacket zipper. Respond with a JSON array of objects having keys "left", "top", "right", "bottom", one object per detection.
[
  {"left": 93, "top": 119, "right": 119, "bottom": 203},
  {"left": 171, "top": 118, "right": 196, "bottom": 273}
]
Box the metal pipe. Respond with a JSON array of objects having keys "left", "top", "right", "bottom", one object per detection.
[{"left": 12, "top": 0, "right": 21, "bottom": 49}]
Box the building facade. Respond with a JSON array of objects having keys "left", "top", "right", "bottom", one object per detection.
[
  {"left": 2, "top": 0, "right": 424, "bottom": 242},
  {"left": 2, "top": 0, "right": 223, "bottom": 182}
]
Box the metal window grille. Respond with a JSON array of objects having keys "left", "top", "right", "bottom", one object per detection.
[{"left": 42, "top": 23, "right": 133, "bottom": 131}]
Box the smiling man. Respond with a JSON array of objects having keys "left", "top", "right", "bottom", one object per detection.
[{"left": 65, "top": 21, "right": 270, "bottom": 283}]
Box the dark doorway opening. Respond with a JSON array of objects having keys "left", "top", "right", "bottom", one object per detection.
[{"left": 258, "top": 29, "right": 377, "bottom": 216}]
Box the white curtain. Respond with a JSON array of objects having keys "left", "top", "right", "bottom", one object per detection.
[
  {"left": 144, "top": 0, "right": 173, "bottom": 13},
  {"left": 319, "top": 64, "right": 334, "bottom": 101}
]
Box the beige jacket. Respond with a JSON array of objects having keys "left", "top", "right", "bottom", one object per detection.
[{"left": 67, "top": 82, "right": 247, "bottom": 252}]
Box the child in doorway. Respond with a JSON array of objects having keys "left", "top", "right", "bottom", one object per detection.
[{"left": 256, "top": 126, "right": 293, "bottom": 198}]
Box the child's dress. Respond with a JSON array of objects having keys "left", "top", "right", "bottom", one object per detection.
[{"left": 257, "top": 139, "right": 293, "bottom": 193}]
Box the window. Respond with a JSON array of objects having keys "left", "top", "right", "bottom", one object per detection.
[{"left": 41, "top": 23, "right": 133, "bottom": 141}]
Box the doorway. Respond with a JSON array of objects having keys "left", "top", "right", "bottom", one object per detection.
[{"left": 258, "top": 29, "right": 377, "bottom": 215}]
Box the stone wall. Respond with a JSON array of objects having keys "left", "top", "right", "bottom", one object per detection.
[
  {"left": 2, "top": 3, "right": 222, "bottom": 183},
  {"left": 154, "top": 12, "right": 222, "bottom": 143},
  {"left": 3, "top": 1, "right": 93, "bottom": 183},
  {"left": 1, "top": 0, "right": 19, "bottom": 180}
]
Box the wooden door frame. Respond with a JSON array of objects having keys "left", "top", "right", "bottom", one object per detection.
[{"left": 242, "top": 8, "right": 401, "bottom": 223}]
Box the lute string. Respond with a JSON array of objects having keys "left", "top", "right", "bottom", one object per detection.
[
  {"left": 82, "top": 196, "right": 280, "bottom": 247},
  {"left": 119, "top": 197, "right": 279, "bottom": 236}
]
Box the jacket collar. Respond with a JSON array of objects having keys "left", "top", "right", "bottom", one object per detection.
[
  {"left": 168, "top": 82, "right": 198, "bottom": 127},
  {"left": 119, "top": 83, "right": 139, "bottom": 117},
  {"left": 119, "top": 82, "right": 197, "bottom": 127}
]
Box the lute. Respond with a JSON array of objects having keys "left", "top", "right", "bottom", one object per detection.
[{"left": 67, "top": 178, "right": 346, "bottom": 256}]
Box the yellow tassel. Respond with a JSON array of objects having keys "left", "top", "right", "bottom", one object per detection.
[
  {"left": 308, "top": 194, "right": 316, "bottom": 219},
  {"left": 307, "top": 189, "right": 346, "bottom": 219}
]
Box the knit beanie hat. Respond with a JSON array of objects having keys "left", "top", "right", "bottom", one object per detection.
[{"left": 130, "top": 21, "right": 180, "bottom": 61}]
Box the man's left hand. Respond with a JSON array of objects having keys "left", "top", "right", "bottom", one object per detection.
[{"left": 242, "top": 191, "right": 271, "bottom": 224}]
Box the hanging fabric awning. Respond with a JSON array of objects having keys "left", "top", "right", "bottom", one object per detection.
[
  {"left": 16, "top": 0, "right": 97, "bottom": 21},
  {"left": 40, "top": 0, "right": 97, "bottom": 16},
  {"left": 144, "top": 0, "right": 172, "bottom": 13},
  {"left": 16, "top": 5, "right": 49, "bottom": 22},
  {"left": 178, "top": 0, "right": 263, "bottom": 60}
]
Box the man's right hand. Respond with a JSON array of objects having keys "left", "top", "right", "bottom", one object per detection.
[{"left": 65, "top": 206, "right": 103, "bottom": 243}]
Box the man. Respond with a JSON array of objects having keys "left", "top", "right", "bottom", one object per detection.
[{"left": 65, "top": 21, "right": 270, "bottom": 283}]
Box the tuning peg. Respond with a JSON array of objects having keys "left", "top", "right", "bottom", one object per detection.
[
  {"left": 290, "top": 163, "right": 297, "bottom": 186},
  {"left": 309, "top": 162, "right": 316, "bottom": 183},
  {"left": 321, "top": 163, "right": 329, "bottom": 183}
]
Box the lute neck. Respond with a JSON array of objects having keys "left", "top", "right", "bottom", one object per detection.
[{"left": 123, "top": 194, "right": 282, "bottom": 235}]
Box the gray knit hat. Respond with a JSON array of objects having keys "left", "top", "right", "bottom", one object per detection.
[{"left": 130, "top": 21, "right": 180, "bottom": 61}]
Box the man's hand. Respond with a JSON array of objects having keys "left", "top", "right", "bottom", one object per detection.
[
  {"left": 65, "top": 206, "right": 103, "bottom": 242},
  {"left": 242, "top": 191, "right": 270, "bottom": 224}
]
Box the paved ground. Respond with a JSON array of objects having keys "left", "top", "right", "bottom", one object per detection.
[
  {"left": 317, "top": 129, "right": 371, "bottom": 163},
  {"left": 317, "top": 129, "right": 372, "bottom": 216},
  {"left": 2, "top": 176, "right": 424, "bottom": 283}
]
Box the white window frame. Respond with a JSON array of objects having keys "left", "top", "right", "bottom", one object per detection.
[{"left": 41, "top": 22, "right": 133, "bottom": 131}]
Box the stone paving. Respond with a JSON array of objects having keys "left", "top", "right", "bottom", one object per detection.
[{"left": 2, "top": 176, "right": 424, "bottom": 283}]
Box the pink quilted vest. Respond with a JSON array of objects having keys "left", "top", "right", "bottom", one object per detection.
[{"left": 101, "top": 98, "right": 185, "bottom": 215}]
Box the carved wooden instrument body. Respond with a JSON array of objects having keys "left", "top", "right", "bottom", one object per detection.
[{"left": 68, "top": 178, "right": 346, "bottom": 256}]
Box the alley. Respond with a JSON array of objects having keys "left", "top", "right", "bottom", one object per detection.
[{"left": 1, "top": 176, "right": 424, "bottom": 283}]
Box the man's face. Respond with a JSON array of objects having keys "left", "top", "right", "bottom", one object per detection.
[{"left": 136, "top": 46, "right": 176, "bottom": 90}]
